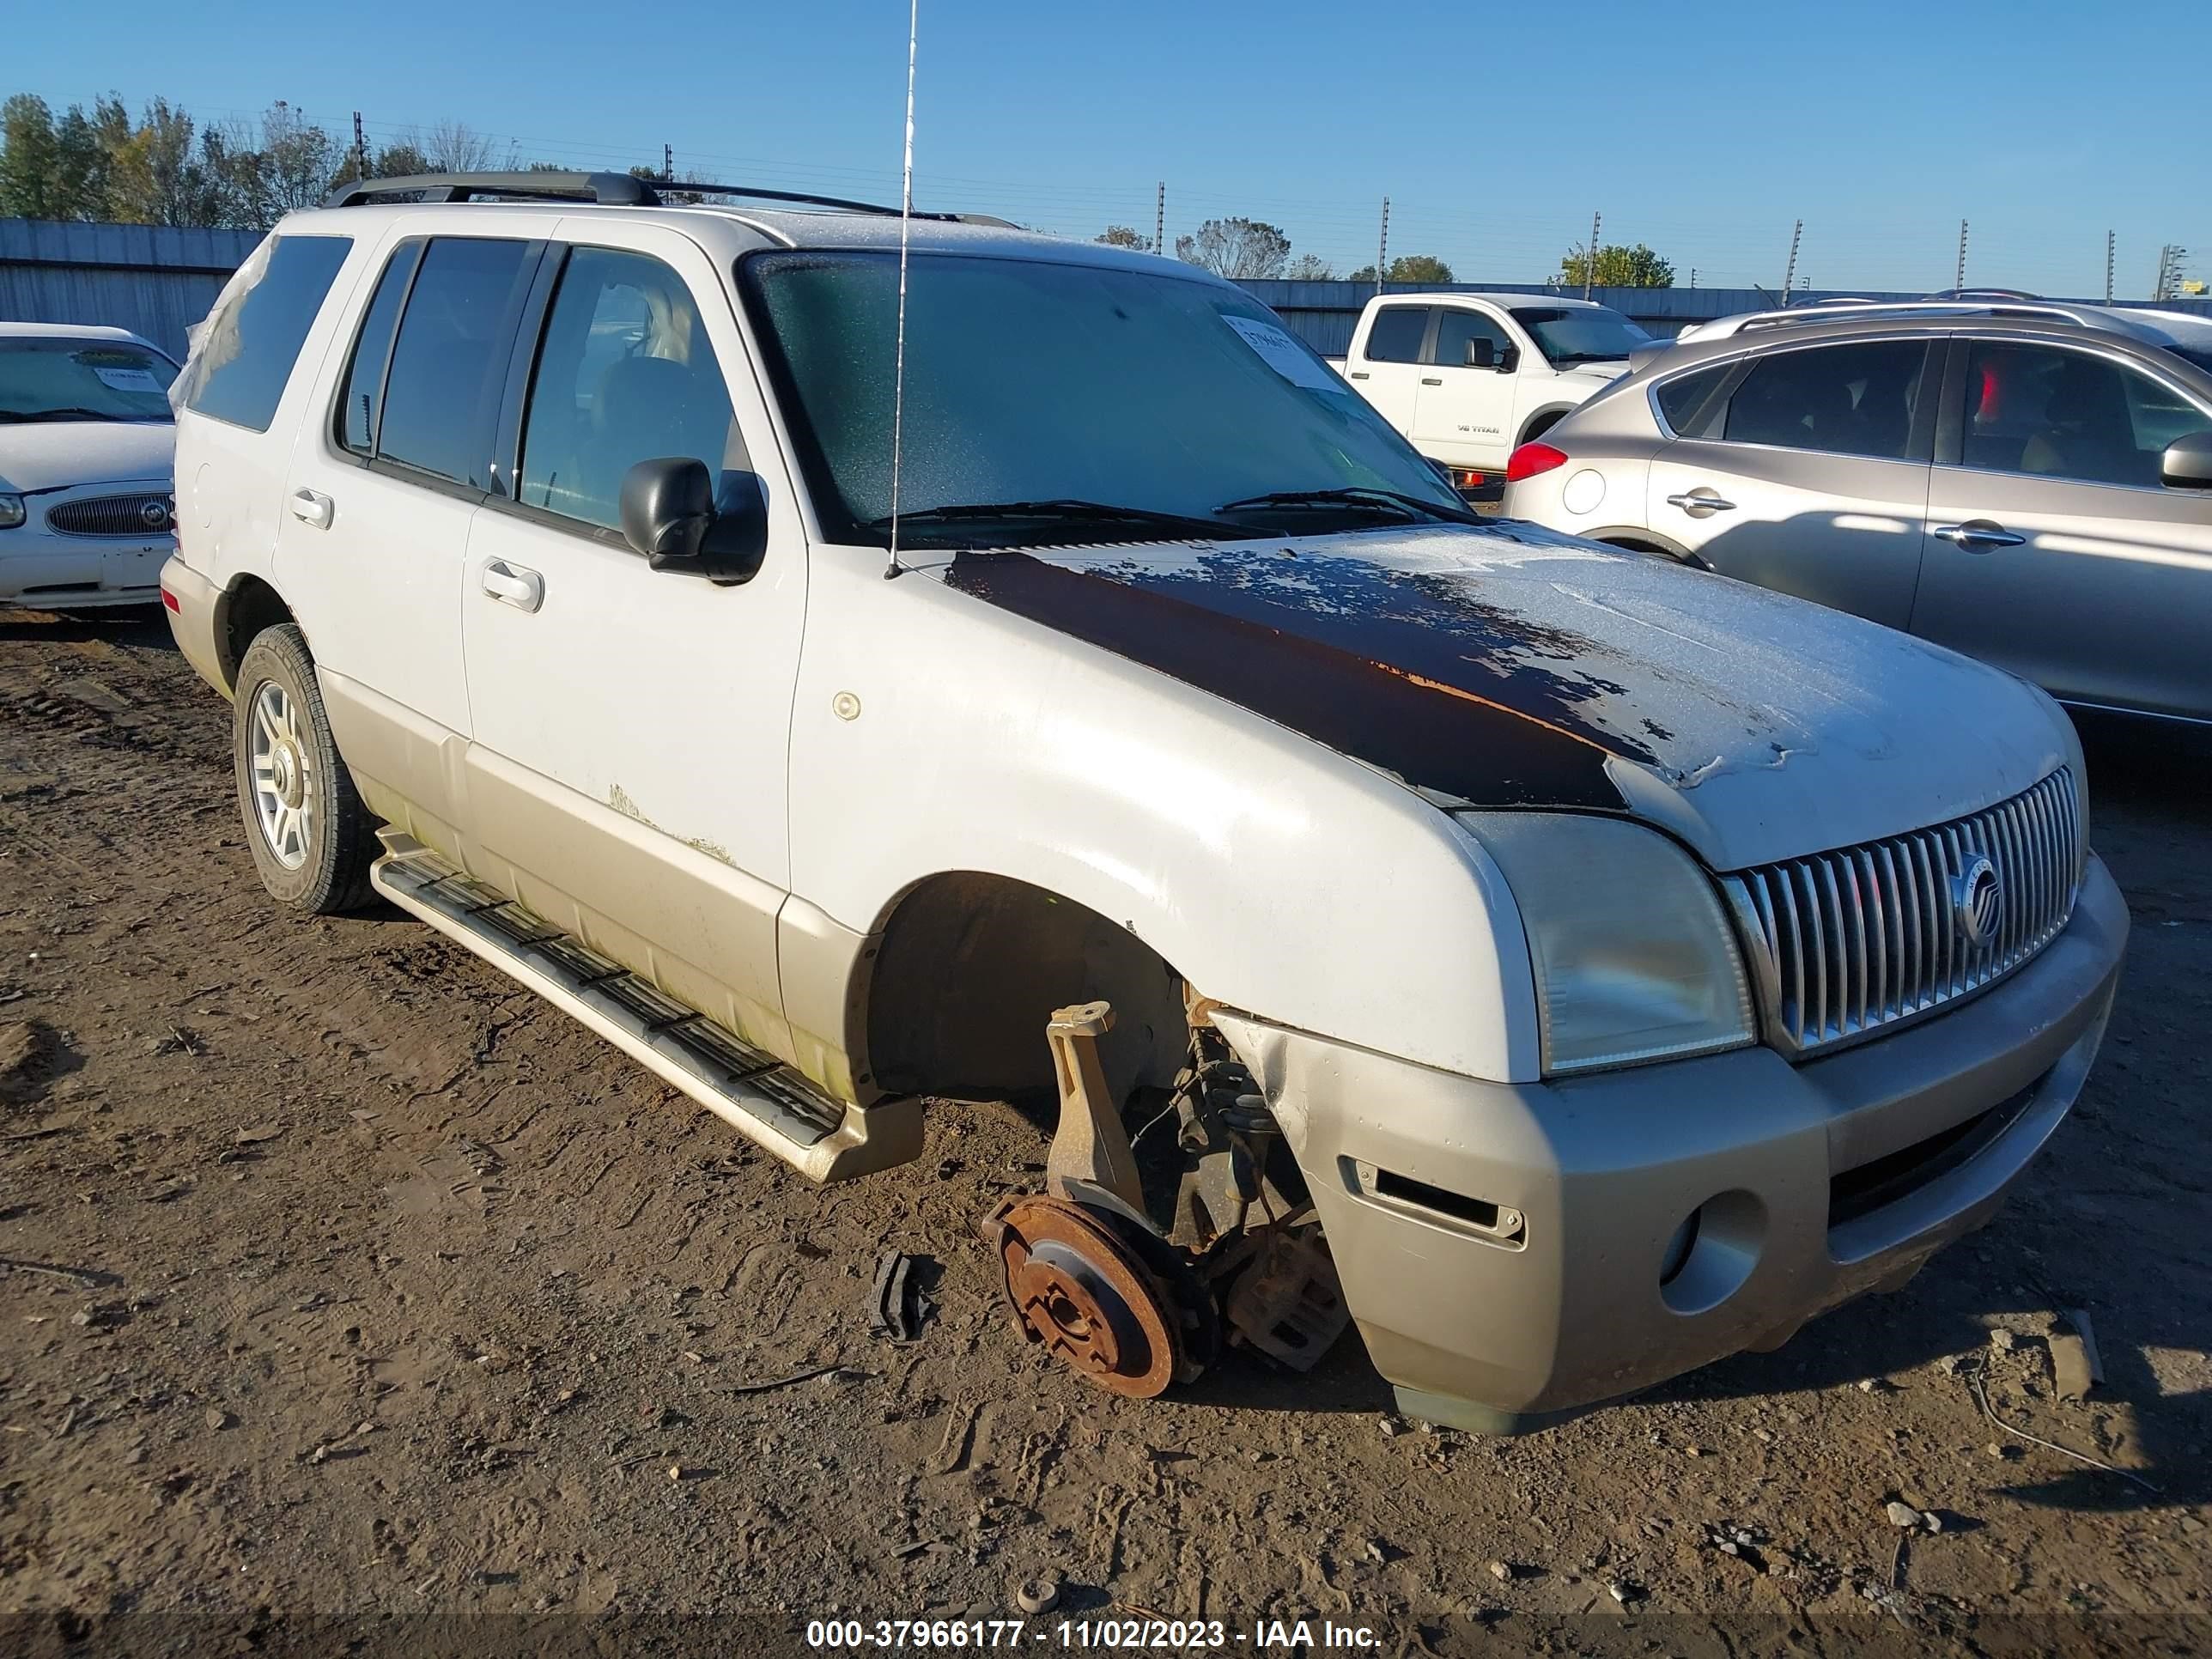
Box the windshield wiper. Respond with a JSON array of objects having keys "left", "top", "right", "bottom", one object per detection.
[
  {"left": 865, "top": 498, "right": 1228, "bottom": 541},
  {"left": 0, "top": 407, "right": 126, "bottom": 424},
  {"left": 1213, "top": 486, "right": 1479, "bottom": 526}
]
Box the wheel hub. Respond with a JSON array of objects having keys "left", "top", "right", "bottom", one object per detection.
[
  {"left": 983, "top": 1194, "right": 1195, "bottom": 1398},
  {"left": 270, "top": 742, "right": 303, "bottom": 809}
]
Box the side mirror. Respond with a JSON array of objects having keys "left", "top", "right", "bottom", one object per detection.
[
  {"left": 2160, "top": 430, "right": 2212, "bottom": 490},
  {"left": 1497, "top": 344, "right": 1521, "bottom": 374},
  {"left": 619, "top": 457, "right": 769, "bottom": 583},
  {"left": 1464, "top": 337, "right": 1498, "bottom": 370}
]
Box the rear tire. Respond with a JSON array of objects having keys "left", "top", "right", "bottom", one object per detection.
[{"left": 232, "top": 623, "right": 378, "bottom": 914}]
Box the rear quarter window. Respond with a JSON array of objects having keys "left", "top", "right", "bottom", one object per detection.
[
  {"left": 1653, "top": 362, "right": 1732, "bottom": 438},
  {"left": 178, "top": 234, "right": 354, "bottom": 433}
]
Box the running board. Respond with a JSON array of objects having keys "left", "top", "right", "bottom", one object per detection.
[{"left": 369, "top": 832, "right": 921, "bottom": 1183}]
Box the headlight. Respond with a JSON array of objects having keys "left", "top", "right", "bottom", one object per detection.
[
  {"left": 1459, "top": 811, "right": 1754, "bottom": 1075},
  {"left": 0, "top": 494, "right": 25, "bottom": 530}
]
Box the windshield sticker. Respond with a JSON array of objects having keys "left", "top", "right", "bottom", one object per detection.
[
  {"left": 89, "top": 365, "right": 164, "bottom": 392},
  {"left": 1222, "top": 314, "right": 1346, "bottom": 394}
]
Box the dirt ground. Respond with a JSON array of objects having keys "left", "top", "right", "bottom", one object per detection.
[{"left": 1, "top": 609, "right": 2208, "bottom": 1658}]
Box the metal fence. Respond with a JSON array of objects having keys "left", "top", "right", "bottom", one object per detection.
[
  {"left": 1236, "top": 280, "right": 2212, "bottom": 356},
  {"left": 3, "top": 216, "right": 2207, "bottom": 364},
  {"left": 0, "top": 219, "right": 262, "bottom": 358}
]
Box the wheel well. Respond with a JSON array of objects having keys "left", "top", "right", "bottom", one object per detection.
[
  {"left": 861, "top": 872, "right": 1188, "bottom": 1109},
  {"left": 1518, "top": 407, "right": 1570, "bottom": 447},
  {"left": 216, "top": 577, "right": 295, "bottom": 690}
]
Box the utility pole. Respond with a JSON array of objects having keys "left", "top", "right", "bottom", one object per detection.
[
  {"left": 351, "top": 111, "right": 368, "bottom": 182},
  {"left": 2106, "top": 230, "right": 2115, "bottom": 304},
  {"left": 1376, "top": 197, "right": 1390, "bottom": 295},
  {"left": 2154, "top": 245, "right": 2190, "bottom": 302},
  {"left": 1781, "top": 218, "right": 1802, "bottom": 302},
  {"left": 663, "top": 143, "right": 673, "bottom": 181},
  {"left": 1688, "top": 266, "right": 1697, "bottom": 289},
  {"left": 1584, "top": 209, "right": 1601, "bottom": 300},
  {"left": 1955, "top": 219, "right": 1968, "bottom": 292},
  {"left": 1154, "top": 180, "right": 1164, "bottom": 258}
]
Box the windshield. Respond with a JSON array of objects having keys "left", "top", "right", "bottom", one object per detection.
[
  {"left": 739, "top": 251, "right": 1467, "bottom": 546},
  {"left": 1509, "top": 307, "right": 1651, "bottom": 368},
  {"left": 0, "top": 337, "right": 179, "bottom": 423}
]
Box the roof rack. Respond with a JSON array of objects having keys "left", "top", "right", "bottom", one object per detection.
[
  {"left": 322, "top": 169, "right": 1015, "bottom": 227},
  {"left": 325, "top": 171, "right": 658, "bottom": 208},
  {"left": 1685, "top": 298, "right": 2127, "bottom": 343}
]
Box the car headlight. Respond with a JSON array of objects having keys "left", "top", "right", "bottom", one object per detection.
[
  {"left": 1459, "top": 811, "right": 1754, "bottom": 1075},
  {"left": 0, "top": 494, "right": 24, "bottom": 530}
]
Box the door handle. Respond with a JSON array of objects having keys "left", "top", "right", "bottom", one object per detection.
[
  {"left": 1420, "top": 376, "right": 1443, "bottom": 386},
  {"left": 1348, "top": 371, "right": 1370, "bottom": 380},
  {"left": 1666, "top": 490, "right": 1737, "bottom": 515},
  {"left": 289, "top": 489, "right": 333, "bottom": 530},
  {"left": 480, "top": 558, "right": 544, "bottom": 613},
  {"left": 1931, "top": 520, "right": 2026, "bottom": 550}
]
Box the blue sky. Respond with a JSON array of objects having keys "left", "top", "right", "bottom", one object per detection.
[{"left": 9, "top": 0, "right": 2206, "bottom": 296}]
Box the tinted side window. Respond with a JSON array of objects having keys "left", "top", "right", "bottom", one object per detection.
[
  {"left": 335, "top": 244, "right": 420, "bottom": 457},
  {"left": 1723, "top": 340, "right": 1928, "bottom": 461},
  {"left": 1961, "top": 341, "right": 2211, "bottom": 488},
  {"left": 1431, "top": 307, "right": 1511, "bottom": 368},
  {"left": 377, "top": 239, "right": 537, "bottom": 488},
  {"left": 1654, "top": 362, "right": 1732, "bottom": 437},
  {"left": 180, "top": 234, "right": 352, "bottom": 433},
  {"left": 517, "top": 247, "right": 742, "bottom": 531},
  {"left": 1364, "top": 307, "right": 1429, "bottom": 364}
]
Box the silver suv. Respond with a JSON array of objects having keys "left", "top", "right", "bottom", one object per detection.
[{"left": 1502, "top": 301, "right": 2212, "bottom": 725}]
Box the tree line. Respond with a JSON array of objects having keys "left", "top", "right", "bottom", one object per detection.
[
  {"left": 2, "top": 88, "right": 1678, "bottom": 289},
  {"left": 0, "top": 92, "right": 553, "bottom": 230},
  {"left": 1106, "top": 215, "right": 1674, "bottom": 289},
  {"left": 1097, "top": 218, "right": 1458, "bottom": 283}
]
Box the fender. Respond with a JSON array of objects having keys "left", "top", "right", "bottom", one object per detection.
[{"left": 785, "top": 543, "right": 1543, "bottom": 1085}]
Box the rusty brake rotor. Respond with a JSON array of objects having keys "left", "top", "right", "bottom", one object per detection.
[{"left": 982, "top": 1194, "right": 1189, "bottom": 1398}]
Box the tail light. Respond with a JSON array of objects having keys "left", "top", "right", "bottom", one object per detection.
[{"left": 1505, "top": 441, "right": 1568, "bottom": 483}]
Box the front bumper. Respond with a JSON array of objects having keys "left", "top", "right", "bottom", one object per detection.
[
  {"left": 1218, "top": 853, "right": 2128, "bottom": 1432},
  {"left": 1, "top": 507, "right": 171, "bottom": 610}
]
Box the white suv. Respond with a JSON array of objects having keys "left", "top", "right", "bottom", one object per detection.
[{"left": 163, "top": 173, "right": 2126, "bottom": 1434}]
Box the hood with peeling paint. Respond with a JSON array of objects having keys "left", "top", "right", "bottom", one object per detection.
[{"left": 932, "top": 520, "right": 2075, "bottom": 872}]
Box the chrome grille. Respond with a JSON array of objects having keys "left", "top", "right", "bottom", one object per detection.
[
  {"left": 1721, "top": 769, "right": 2082, "bottom": 1058},
  {"left": 46, "top": 493, "right": 173, "bottom": 538}
]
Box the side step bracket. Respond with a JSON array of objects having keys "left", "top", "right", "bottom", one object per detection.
[{"left": 369, "top": 832, "right": 921, "bottom": 1182}]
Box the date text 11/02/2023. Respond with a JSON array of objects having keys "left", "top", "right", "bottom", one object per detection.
[{"left": 804, "top": 1617, "right": 1381, "bottom": 1650}]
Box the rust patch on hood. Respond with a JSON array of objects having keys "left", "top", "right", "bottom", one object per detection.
[{"left": 941, "top": 544, "right": 1636, "bottom": 810}]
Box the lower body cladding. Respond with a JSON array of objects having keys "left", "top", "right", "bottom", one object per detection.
[{"left": 1215, "top": 854, "right": 2128, "bottom": 1433}]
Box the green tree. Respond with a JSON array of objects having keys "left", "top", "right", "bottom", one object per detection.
[
  {"left": 1346, "top": 253, "right": 1455, "bottom": 284},
  {"left": 50, "top": 106, "right": 112, "bottom": 218},
  {"left": 372, "top": 140, "right": 433, "bottom": 180},
  {"left": 1559, "top": 242, "right": 1674, "bottom": 289},
  {"left": 1175, "top": 216, "right": 1291, "bottom": 280},
  {"left": 0, "top": 94, "right": 63, "bottom": 219}
]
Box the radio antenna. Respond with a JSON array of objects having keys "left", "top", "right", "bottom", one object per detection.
[{"left": 884, "top": 0, "right": 920, "bottom": 580}]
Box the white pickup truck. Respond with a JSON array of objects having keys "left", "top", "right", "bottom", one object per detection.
[{"left": 1334, "top": 292, "right": 1650, "bottom": 481}]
